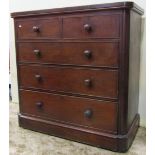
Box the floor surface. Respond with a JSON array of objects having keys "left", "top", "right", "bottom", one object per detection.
[{"left": 10, "top": 103, "right": 146, "bottom": 155}]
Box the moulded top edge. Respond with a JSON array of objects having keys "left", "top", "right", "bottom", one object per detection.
[{"left": 11, "top": 1, "right": 144, "bottom": 18}]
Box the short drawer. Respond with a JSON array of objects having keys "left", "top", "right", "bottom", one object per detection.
[
  {"left": 20, "top": 89, "right": 117, "bottom": 133},
  {"left": 16, "top": 18, "right": 61, "bottom": 39},
  {"left": 18, "top": 65, "right": 118, "bottom": 99},
  {"left": 63, "top": 14, "right": 120, "bottom": 39},
  {"left": 17, "top": 42, "right": 119, "bottom": 67}
]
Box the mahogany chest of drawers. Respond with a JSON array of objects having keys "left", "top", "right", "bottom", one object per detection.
[{"left": 11, "top": 2, "right": 143, "bottom": 152}]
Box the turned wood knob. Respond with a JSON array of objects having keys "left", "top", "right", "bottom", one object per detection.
[
  {"left": 84, "top": 24, "right": 92, "bottom": 32},
  {"left": 84, "top": 109, "right": 93, "bottom": 118},
  {"left": 36, "top": 102, "right": 43, "bottom": 108},
  {"left": 33, "top": 26, "right": 40, "bottom": 32},
  {"left": 84, "top": 79, "right": 92, "bottom": 87},
  {"left": 84, "top": 50, "right": 92, "bottom": 59},
  {"left": 33, "top": 49, "right": 41, "bottom": 57},
  {"left": 35, "top": 74, "right": 42, "bottom": 81}
]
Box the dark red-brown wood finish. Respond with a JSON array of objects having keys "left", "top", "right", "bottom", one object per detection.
[
  {"left": 11, "top": 1, "right": 144, "bottom": 152},
  {"left": 18, "top": 64, "right": 118, "bottom": 99},
  {"left": 17, "top": 42, "right": 119, "bottom": 67}
]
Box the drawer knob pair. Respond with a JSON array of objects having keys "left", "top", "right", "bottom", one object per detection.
[
  {"left": 84, "top": 24, "right": 92, "bottom": 32},
  {"left": 33, "top": 26, "right": 40, "bottom": 32},
  {"left": 84, "top": 109, "right": 93, "bottom": 118},
  {"left": 84, "top": 50, "right": 92, "bottom": 59}
]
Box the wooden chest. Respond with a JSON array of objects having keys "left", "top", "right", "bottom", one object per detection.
[{"left": 11, "top": 2, "right": 143, "bottom": 152}]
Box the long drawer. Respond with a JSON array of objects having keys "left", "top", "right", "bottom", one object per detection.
[
  {"left": 18, "top": 65, "right": 118, "bottom": 99},
  {"left": 17, "top": 42, "right": 119, "bottom": 67},
  {"left": 20, "top": 89, "right": 117, "bottom": 133}
]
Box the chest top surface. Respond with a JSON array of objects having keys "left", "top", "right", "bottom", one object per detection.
[{"left": 11, "top": 1, "right": 143, "bottom": 18}]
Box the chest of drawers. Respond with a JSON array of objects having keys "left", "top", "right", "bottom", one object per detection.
[{"left": 11, "top": 2, "right": 143, "bottom": 152}]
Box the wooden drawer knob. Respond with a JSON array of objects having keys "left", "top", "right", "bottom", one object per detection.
[
  {"left": 35, "top": 74, "right": 42, "bottom": 81},
  {"left": 36, "top": 102, "right": 43, "bottom": 108},
  {"left": 84, "top": 109, "right": 93, "bottom": 118},
  {"left": 33, "top": 26, "right": 40, "bottom": 32},
  {"left": 84, "top": 50, "right": 92, "bottom": 59},
  {"left": 84, "top": 79, "right": 92, "bottom": 87},
  {"left": 33, "top": 49, "right": 41, "bottom": 57},
  {"left": 84, "top": 24, "right": 92, "bottom": 32}
]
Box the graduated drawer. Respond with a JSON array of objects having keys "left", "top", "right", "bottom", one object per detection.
[
  {"left": 18, "top": 65, "right": 118, "bottom": 99},
  {"left": 20, "top": 89, "right": 117, "bottom": 133},
  {"left": 63, "top": 14, "right": 120, "bottom": 39},
  {"left": 17, "top": 42, "right": 119, "bottom": 67},
  {"left": 16, "top": 17, "right": 61, "bottom": 39}
]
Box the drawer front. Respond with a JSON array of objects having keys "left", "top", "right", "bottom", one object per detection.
[
  {"left": 20, "top": 89, "right": 117, "bottom": 132},
  {"left": 16, "top": 18, "right": 61, "bottom": 39},
  {"left": 19, "top": 65, "right": 118, "bottom": 99},
  {"left": 17, "top": 42, "right": 119, "bottom": 67},
  {"left": 63, "top": 14, "right": 120, "bottom": 39}
]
